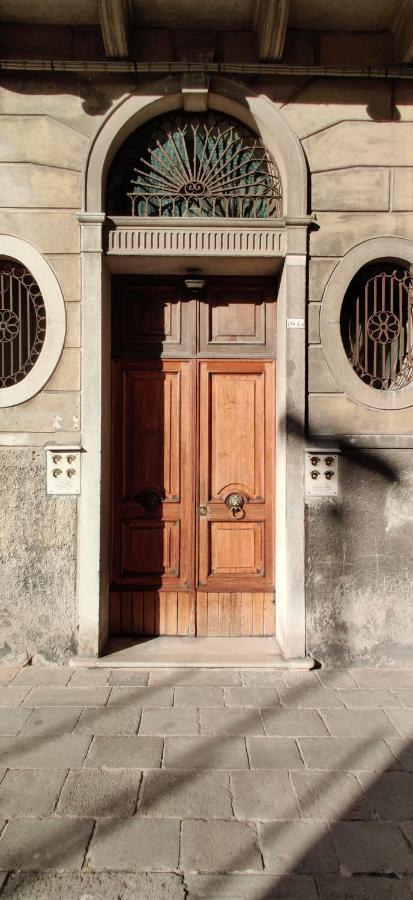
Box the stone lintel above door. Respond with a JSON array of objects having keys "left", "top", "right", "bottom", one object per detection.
[{"left": 105, "top": 217, "right": 312, "bottom": 259}]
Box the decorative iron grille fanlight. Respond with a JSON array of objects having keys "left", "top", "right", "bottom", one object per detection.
[
  {"left": 0, "top": 261, "right": 46, "bottom": 388},
  {"left": 106, "top": 112, "right": 282, "bottom": 219},
  {"left": 341, "top": 264, "right": 413, "bottom": 391}
]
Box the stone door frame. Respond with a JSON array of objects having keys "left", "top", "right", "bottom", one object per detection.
[{"left": 76, "top": 78, "right": 310, "bottom": 660}]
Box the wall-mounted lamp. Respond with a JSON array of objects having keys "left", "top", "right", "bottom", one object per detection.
[{"left": 184, "top": 277, "right": 205, "bottom": 291}]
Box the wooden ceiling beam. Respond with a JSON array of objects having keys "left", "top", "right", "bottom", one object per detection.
[
  {"left": 392, "top": 0, "right": 413, "bottom": 64},
  {"left": 99, "top": 0, "right": 131, "bottom": 59},
  {"left": 254, "top": 0, "right": 290, "bottom": 62}
]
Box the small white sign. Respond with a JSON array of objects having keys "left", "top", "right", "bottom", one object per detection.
[
  {"left": 287, "top": 318, "right": 305, "bottom": 329},
  {"left": 47, "top": 449, "right": 81, "bottom": 495}
]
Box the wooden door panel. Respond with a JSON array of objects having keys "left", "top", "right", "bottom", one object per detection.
[
  {"left": 109, "top": 590, "right": 195, "bottom": 636},
  {"left": 121, "top": 367, "right": 180, "bottom": 502},
  {"left": 199, "top": 278, "right": 276, "bottom": 357},
  {"left": 112, "top": 277, "right": 195, "bottom": 358},
  {"left": 210, "top": 370, "right": 264, "bottom": 499},
  {"left": 196, "top": 592, "right": 275, "bottom": 636},
  {"left": 198, "top": 359, "right": 275, "bottom": 592},
  {"left": 111, "top": 359, "right": 194, "bottom": 591},
  {"left": 210, "top": 522, "right": 263, "bottom": 576},
  {"left": 121, "top": 520, "right": 179, "bottom": 578}
]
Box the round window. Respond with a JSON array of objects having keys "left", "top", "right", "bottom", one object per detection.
[
  {"left": 340, "top": 262, "right": 413, "bottom": 392},
  {"left": 0, "top": 261, "right": 47, "bottom": 388}
]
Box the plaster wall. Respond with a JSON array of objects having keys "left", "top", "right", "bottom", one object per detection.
[
  {"left": 0, "top": 449, "right": 77, "bottom": 662},
  {"left": 0, "top": 70, "right": 412, "bottom": 661},
  {"left": 306, "top": 450, "right": 413, "bottom": 667}
]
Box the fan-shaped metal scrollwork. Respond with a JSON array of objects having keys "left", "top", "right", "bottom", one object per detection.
[
  {"left": 0, "top": 262, "right": 46, "bottom": 388},
  {"left": 341, "top": 266, "right": 413, "bottom": 391},
  {"left": 106, "top": 112, "right": 282, "bottom": 219}
]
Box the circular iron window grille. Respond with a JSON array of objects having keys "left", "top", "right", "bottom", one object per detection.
[
  {"left": 106, "top": 112, "right": 282, "bottom": 219},
  {"left": 341, "top": 265, "right": 413, "bottom": 391},
  {"left": 0, "top": 261, "right": 46, "bottom": 388}
]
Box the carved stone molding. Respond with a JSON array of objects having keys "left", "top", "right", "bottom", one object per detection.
[{"left": 106, "top": 219, "right": 286, "bottom": 257}]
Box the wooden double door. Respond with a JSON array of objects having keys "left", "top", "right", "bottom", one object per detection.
[{"left": 110, "top": 277, "right": 276, "bottom": 637}]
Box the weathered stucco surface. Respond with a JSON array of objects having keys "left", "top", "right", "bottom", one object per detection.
[
  {"left": 0, "top": 449, "right": 77, "bottom": 661},
  {"left": 306, "top": 450, "right": 413, "bottom": 667}
]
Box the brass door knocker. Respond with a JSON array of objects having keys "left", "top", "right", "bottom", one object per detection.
[{"left": 226, "top": 493, "right": 245, "bottom": 519}]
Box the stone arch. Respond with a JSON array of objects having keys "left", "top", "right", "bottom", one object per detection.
[
  {"left": 320, "top": 236, "right": 413, "bottom": 410},
  {"left": 83, "top": 78, "right": 308, "bottom": 218}
]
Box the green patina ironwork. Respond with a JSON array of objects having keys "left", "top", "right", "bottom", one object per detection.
[{"left": 106, "top": 112, "right": 282, "bottom": 219}]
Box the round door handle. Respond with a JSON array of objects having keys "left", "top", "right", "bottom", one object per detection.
[{"left": 199, "top": 505, "right": 207, "bottom": 516}]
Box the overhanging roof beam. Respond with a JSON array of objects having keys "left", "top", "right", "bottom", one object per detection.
[
  {"left": 392, "top": 0, "right": 413, "bottom": 64},
  {"left": 254, "top": 0, "right": 290, "bottom": 62},
  {"left": 99, "top": 0, "right": 131, "bottom": 59}
]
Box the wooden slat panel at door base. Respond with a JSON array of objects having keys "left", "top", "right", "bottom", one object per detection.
[
  {"left": 110, "top": 590, "right": 195, "bottom": 636},
  {"left": 195, "top": 592, "right": 275, "bottom": 636}
]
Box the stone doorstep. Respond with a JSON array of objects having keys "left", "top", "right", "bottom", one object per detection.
[{"left": 69, "top": 637, "right": 316, "bottom": 670}]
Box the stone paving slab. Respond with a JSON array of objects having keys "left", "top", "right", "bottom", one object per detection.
[
  {"left": 0, "top": 872, "right": 185, "bottom": 899},
  {"left": 108, "top": 670, "right": 150, "bottom": 686},
  {"left": 74, "top": 706, "right": 140, "bottom": 735},
  {"left": 224, "top": 686, "right": 280, "bottom": 707},
  {"left": 107, "top": 686, "right": 174, "bottom": 707},
  {"left": 138, "top": 769, "right": 232, "bottom": 818},
  {"left": 387, "top": 710, "right": 413, "bottom": 736},
  {"left": 320, "top": 708, "right": 398, "bottom": 738},
  {"left": 0, "top": 665, "right": 410, "bottom": 894},
  {"left": 56, "top": 768, "right": 141, "bottom": 817},
  {"left": 0, "top": 708, "right": 32, "bottom": 736},
  {"left": 88, "top": 818, "right": 180, "bottom": 870},
  {"left": 246, "top": 736, "right": 304, "bottom": 769},
  {"left": 174, "top": 687, "right": 224, "bottom": 707},
  {"left": 139, "top": 707, "right": 198, "bottom": 735},
  {"left": 84, "top": 735, "right": 163, "bottom": 768},
  {"left": 386, "top": 737, "right": 413, "bottom": 771},
  {"left": 185, "top": 873, "right": 319, "bottom": 899},
  {"left": 0, "top": 687, "right": 31, "bottom": 707},
  {"left": 180, "top": 819, "right": 263, "bottom": 872},
  {"left": 316, "top": 875, "right": 413, "bottom": 899},
  {"left": 259, "top": 820, "right": 339, "bottom": 874},
  {"left": 261, "top": 708, "right": 328, "bottom": 736},
  {"left": 149, "top": 669, "right": 242, "bottom": 686},
  {"left": 339, "top": 689, "right": 402, "bottom": 708},
  {"left": 0, "top": 735, "right": 91, "bottom": 768},
  {"left": 291, "top": 770, "right": 372, "bottom": 821},
  {"left": 298, "top": 737, "right": 396, "bottom": 771},
  {"left": 20, "top": 707, "right": 83, "bottom": 736},
  {"left": 0, "top": 769, "right": 67, "bottom": 817},
  {"left": 358, "top": 771, "right": 413, "bottom": 820},
  {"left": 163, "top": 736, "right": 249, "bottom": 768},
  {"left": 333, "top": 821, "right": 413, "bottom": 874},
  {"left": 13, "top": 669, "right": 73, "bottom": 686},
  {"left": 231, "top": 770, "right": 299, "bottom": 821},
  {"left": 0, "top": 818, "right": 93, "bottom": 869},
  {"left": 200, "top": 707, "right": 264, "bottom": 735},
  {"left": 22, "top": 687, "right": 111, "bottom": 707}
]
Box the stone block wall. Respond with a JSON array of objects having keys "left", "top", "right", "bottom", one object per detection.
[{"left": 0, "top": 70, "right": 412, "bottom": 661}]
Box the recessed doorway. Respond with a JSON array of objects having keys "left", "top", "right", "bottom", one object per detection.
[{"left": 110, "top": 276, "right": 276, "bottom": 638}]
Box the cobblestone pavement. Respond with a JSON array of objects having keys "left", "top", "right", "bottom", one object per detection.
[{"left": 0, "top": 666, "right": 411, "bottom": 897}]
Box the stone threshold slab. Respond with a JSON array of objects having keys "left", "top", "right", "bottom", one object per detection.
[{"left": 70, "top": 637, "right": 315, "bottom": 669}]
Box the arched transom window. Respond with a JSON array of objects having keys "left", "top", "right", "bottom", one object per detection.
[{"left": 106, "top": 112, "right": 283, "bottom": 219}]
